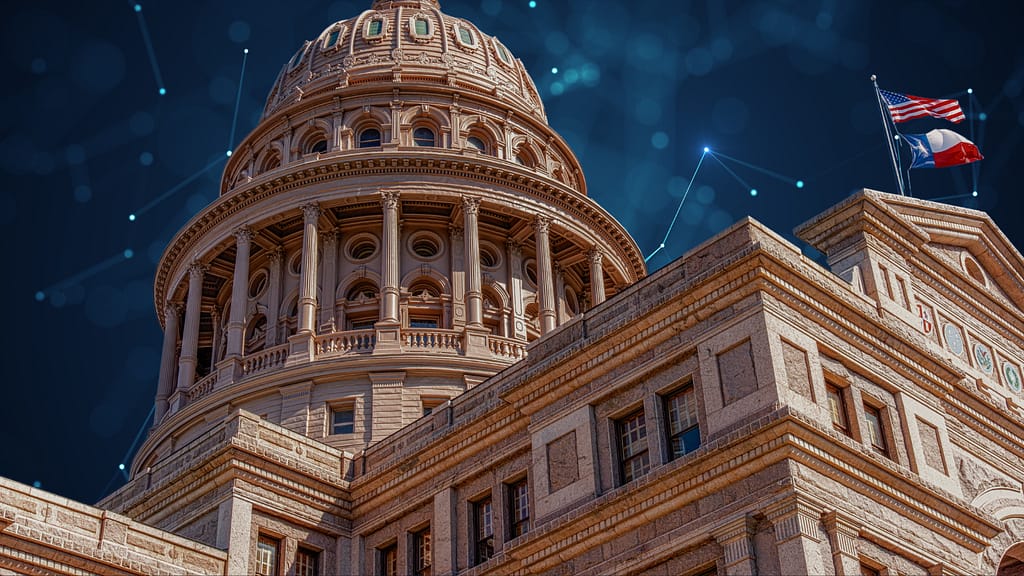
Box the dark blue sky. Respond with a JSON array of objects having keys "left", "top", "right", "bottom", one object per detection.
[{"left": 2, "top": 0, "right": 1021, "bottom": 504}]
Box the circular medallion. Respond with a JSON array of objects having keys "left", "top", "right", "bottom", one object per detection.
[
  {"left": 973, "top": 342, "right": 994, "bottom": 374},
  {"left": 1004, "top": 362, "right": 1022, "bottom": 393},
  {"left": 943, "top": 323, "right": 964, "bottom": 356}
]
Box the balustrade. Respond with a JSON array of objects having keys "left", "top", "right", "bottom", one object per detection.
[
  {"left": 315, "top": 330, "right": 376, "bottom": 356},
  {"left": 241, "top": 343, "right": 290, "bottom": 376}
]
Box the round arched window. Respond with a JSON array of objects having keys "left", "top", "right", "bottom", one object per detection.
[
  {"left": 413, "top": 127, "right": 436, "bottom": 147},
  {"left": 347, "top": 282, "right": 379, "bottom": 301},
  {"left": 359, "top": 128, "right": 382, "bottom": 148},
  {"left": 467, "top": 136, "right": 486, "bottom": 152},
  {"left": 308, "top": 138, "right": 328, "bottom": 154}
]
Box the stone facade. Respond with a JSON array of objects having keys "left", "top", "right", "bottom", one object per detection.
[{"left": 3, "top": 0, "right": 1024, "bottom": 574}]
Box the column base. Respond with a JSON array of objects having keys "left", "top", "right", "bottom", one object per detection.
[
  {"left": 215, "top": 356, "right": 243, "bottom": 388},
  {"left": 373, "top": 321, "right": 403, "bottom": 354},
  {"left": 285, "top": 332, "right": 316, "bottom": 366},
  {"left": 463, "top": 325, "right": 492, "bottom": 358}
]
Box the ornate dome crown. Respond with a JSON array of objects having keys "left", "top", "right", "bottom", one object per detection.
[{"left": 263, "top": 0, "right": 546, "bottom": 122}]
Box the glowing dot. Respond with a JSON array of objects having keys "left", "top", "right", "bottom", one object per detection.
[
  {"left": 118, "top": 463, "right": 126, "bottom": 470},
  {"left": 139, "top": 151, "right": 154, "bottom": 166},
  {"left": 967, "top": 88, "right": 973, "bottom": 94},
  {"left": 703, "top": 146, "right": 710, "bottom": 153},
  {"left": 128, "top": 214, "right": 136, "bottom": 222},
  {"left": 226, "top": 150, "right": 233, "bottom": 157},
  {"left": 893, "top": 134, "right": 900, "bottom": 140},
  {"left": 32, "top": 481, "right": 41, "bottom": 488},
  {"left": 796, "top": 180, "right": 805, "bottom": 189},
  {"left": 972, "top": 190, "right": 979, "bottom": 197},
  {"left": 528, "top": 0, "right": 537, "bottom": 7},
  {"left": 158, "top": 87, "right": 166, "bottom": 95},
  {"left": 551, "top": 67, "right": 558, "bottom": 74},
  {"left": 750, "top": 189, "right": 758, "bottom": 197},
  {"left": 34, "top": 291, "right": 45, "bottom": 302},
  {"left": 979, "top": 112, "right": 987, "bottom": 121},
  {"left": 244, "top": 48, "right": 249, "bottom": 54},
  {"left": 133, "top": 4, "right": 141, "bottom": 12},
  {"left": 659, "top": 243, "right": 665, "bottom": 249},
  {"left": 124, "top": 249, "right": 135, "bottom": 259}
]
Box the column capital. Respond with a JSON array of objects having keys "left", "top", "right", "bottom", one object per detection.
[
  {"left": 821, "top": 510, "right": 860, "bottom": 558},
  {"left": 766, "top": 495, "right": 824, "bottom": 543},
  {"left": 448, "top": 224, "right": 464, "bottom": 241},
  {"left": 586, "top": 246, "right": 604, "bottom": 264},
  {"left": 268, "top": 245, "right": 285, "bottom": 262},
  {"left": 320, "top": 228, "right": 339, "bottom": 244},
  {"left": 233, "top": 225, "right": 254, "bottom": 244},
  {"left": 505, "top": 237, "right": 522, "bottom": 256},
  {"left": 301, "top": 202, "right": 321, "bottom": 223},
  {"left": 164, "top": 301, "right": 183, "bottom": 317},
  {"left": 533, "top": 215, "right": 551, "bottom": 234},
  {"left": 188, "top": 262, "right": 208, "bottom": 278},
  {"left": 461, "top": 195, "right": 481, "bottom": 214},
  {"left": 380, "top": 189, "right": 401, "bottom": 209}
]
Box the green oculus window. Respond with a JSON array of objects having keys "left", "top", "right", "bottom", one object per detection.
[{"left": 458, "top": 26, "right": 476, "bottom": 46}]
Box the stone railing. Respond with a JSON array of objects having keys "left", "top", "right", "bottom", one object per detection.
[
  {"left": 488, "top": 335, "right": 528, "bottom": 360},
  {"left": 241, "top": 343, "right": 290, "bottom": 376},
  {"left": 402, "top": 328, "right": 463, "bottom": 354},
  {"left": 316, "top": 330, "right": 375, "bottom": 357},
  {"left": 186, "top": 373, "right": 217, "bottom": 403}
]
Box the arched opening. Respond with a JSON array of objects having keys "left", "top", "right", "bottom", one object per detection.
[
  {"left": 258, "top": 150, "right": 281, "bottom": 174},
  {"left": 413, "top": 126, "right": 436, "bottom": 147},
  {"left": 358, "top": 127, "right": 382, "bottom": 148},
  {"left": 345, "top": 281, "right": 379, "bottom": 330},
  {"left": 998, "top": 542, "right": 1024, "bottom": 575},
  {"left": 406, "top": 278, "right": 443, "bottom": 329},
  {"left": 245, "top": 314, "right": 268, "bottom": 354},
  {"left": 482, "top": 287, "right": 504, "bottom": 336}
]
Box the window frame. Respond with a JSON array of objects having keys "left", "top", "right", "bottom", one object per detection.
[
  {"left": 255, "top": 533, "right": 281, "bottom": 576},
  {"left": 295, "top": 546, "right": 320, "bottom": 576},
  {"left": 616, "top": 408, "right": 650, "bottom": 485},
  {"left": 411, "top": 526, "right": 432, "bottom": 576},
  {"left": 826, "top": 383, "right": 852, "bottom": 437},
  {"left": 358, "top": 127, "right": 383, "bottom": 148},
  {"left": 862, "top": 400, "right": 891, "bottom": 458},
  {"left": 378, "top": 542, "right": 398, "bottom": 576},
  {"left": 330, "top": 402, "right": 355, "bottom": 435},
  {"left": 471, "top": 495, "right": 494, "bottom": 566},
  {"left": 413, "top": 126, "right": 437, "bottom": 147},
  {"left": 506, "top": 476, "right": 530, "bottom": 540},
  {"left": 663, "top": 383, "right": 700, "bottom": 460}
]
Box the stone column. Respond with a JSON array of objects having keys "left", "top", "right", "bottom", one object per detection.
[
  {"left": 554, "top": 263, "right": 565, "bottom": 324},
  {"left": 175, "top": 263, "right": 206, "bottom": 396},
  {"left": 462, "top": 196, "right": 483, "bottom": 327},
  {"left": 155, "top": 302, "right": 181, "bottom": 423},
  {"left": 225, "top": 226, "right": 253, "bottom": 358},
  {"left": 298, "top": 204, "right": 320, "bottom": 333},
  {"left": 587, "top": 247, "right": 606, "bottom": 306},
  {"left": 507, "top": 239, "right": 527, "bottom": 340},
  {"left": 432, "top": 488, "right": 456, "bottom": 575},
  {"left": 216, "top": 496, "right": 253, "bottom": 576},
  {"left": 380, "top": 190, "right": 401, "bottom": 324},
  {"left": 712, "top": 517, "right": 758, "bottom": 576},
  {"left": 266, "top": 247, "right": 284, "bottom": 347},
  {"left": 449, "top": 225, "right": 466, "bottom": 329},
  {"left": 209, "top": 310, "right": 221, "bottom": 371},
  {"left": 533, "top": 216, "right": 557, "bottom": 334},
  {"left": 767, "top": 497, "right": 827, "bottom": 576},
  {"left": 320, "top": 229, "right": 339, "bottom": 333},
  {"left": 822, "top": 510, "right": 862, "bottom": 576}
]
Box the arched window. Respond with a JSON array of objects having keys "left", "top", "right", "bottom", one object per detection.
[
  {"left": 244, "top": 314, "right": 268, "bottom": 354},
  {"left": 359, "top": 128, "right": 382, "bottom": 148},
  {"left": 259, "top": 151, "right": 281, "bottom": 173},
  {"left": 347, "top": 281, "right": 379, "bottom": 301},
  {"left": 413, "top": 127, "right": 436, "bottom": 147},
  {"left": 467, "top": 136, "right": 486, "bottom": 153},
  {"left": 308, "top": 138, "right": 328, "bottom": 154},
  {"left": 407, "top": 278, "right": 443, "bottom": 329}
]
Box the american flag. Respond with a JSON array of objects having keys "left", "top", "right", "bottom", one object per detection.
[{"left": 880, "top": 89, "right": 965, "bottom": 123}]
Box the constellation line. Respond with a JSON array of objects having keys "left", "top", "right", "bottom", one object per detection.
[
  {"left": 711, "top": 151, "right": 800, "bottom": 185},
  {"left": 132, "top": 2, "right": 166, "bottom": 95},
  {"left": 130, "top": 154, "right": 227, "bottom": 219},
  {"left": 228, "top": 49, "right": 249, "bottom": 153},
  {"left": 707, "top": 151, "right": 754, "bottom": 193},
  {"left": 645, "top": 148, "right": 707, "bottom": 263},
  {"left": 36, "top": 249, "right": 135, "bottom": 299}
]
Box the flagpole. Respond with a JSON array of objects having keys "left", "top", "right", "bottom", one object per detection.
[{"left": 871, "top": 75, "right": 905, "bottom": 196}]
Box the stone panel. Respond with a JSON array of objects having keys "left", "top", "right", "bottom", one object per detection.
[
  {"left": 546, "top": 431, "right": 579, "bottom": 493},
  {"left": 781, "top": 340, "right": 812, "bottom": 398},
  {"left": 718, "top": 339, "right": 758, "bottom": 405},
  {"left": 917, "top": 417, "right": 947, "bottom": 474}
]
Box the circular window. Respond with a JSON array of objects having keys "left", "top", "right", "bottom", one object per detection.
[
  {"left": 346, "top": 233, "right": 379, "bottom": 262},
  {"left": 288, "top": 251, "right": 302, "bottom": 276},
  {"left": 523, "top": 258, "right": 538, "bottom": 288},
  {"left": 407, "top": 230, "right": 444, "bottom": 261},
  {"left": 248, "top": 269, "right": 269, "bottom": 299},
  {"left": 963, "top": 255, "right": 986, "bottom": 285},
  {"left": 480, "top": 241, "right": 502, "bottom": 270}
]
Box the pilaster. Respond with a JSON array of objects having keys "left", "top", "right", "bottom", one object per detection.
[
  {"left": 711, "top": 516, "right": 758, "bottom": 576},
  {"left": 587, "top": 246, "right": 606, "bottom": 306},
  {"left": 765, "top": 496, "right": 827, "bottom": 576},
  {"left": 822, "top": 510, "right": 862, "bottom": 576},
  {"left": 534, "top": 215, "right": 556, "bottom": 334},
  {"left": 225, "top": 226, "right": 253, "bottom": 358}
]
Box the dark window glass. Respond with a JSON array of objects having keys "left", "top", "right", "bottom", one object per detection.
[
  {"left": 507, "top": 478, "right": 529, "bottom": 539},
  {"left": 309, "top": 139, "right": 328, "bottom": 154},
  {"left": 326, "top": 29, "right": 340, "bottom": 48},
  {"left": 458, "top": 27, "right": 475, "bottom": 45},
  {"left": 472, "top": 497, "right": 494, "bottom": 565},
  {"left": 413, "top": 527, "right": 431, "bottom": 576},
  {"left": 467, "top": 136, "right": 486, "bottom": 152},
  {"left": 368, "top": 19, "right": 383, "bottom": 37},
  {"left": 413, "top": 127, "right": 436, "bottom": 147},
  {"left": 665, "top": 385, "right": 700, "bottom": 459},
  {"left": 379, "top": 544, "right": 397, "bottom": 576},
  {"left": 333, "top": 407, "right": 354, "bottom": 434},
  {"left": 296, "top": 547, "right": 319, "bottom": 576},
  {"left": 359, "top": 128, "right": 382, "bottom": 148},
  {"left": 617, "top": 410, "right": 649, "bottom": 484}
]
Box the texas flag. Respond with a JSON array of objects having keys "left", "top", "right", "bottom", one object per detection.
[{"left": 903, "top": 129, "right": 983, "bottom": 169}]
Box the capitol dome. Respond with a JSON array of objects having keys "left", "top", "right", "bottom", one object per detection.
[{"left": 138, "top": 0, "right": 644, "bottom": 475}]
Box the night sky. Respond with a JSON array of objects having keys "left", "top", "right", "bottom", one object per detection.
[{"left": 2, "top": 0, "right": 1022, "bottom": 504}]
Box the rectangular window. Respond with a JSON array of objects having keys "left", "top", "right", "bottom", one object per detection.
[
  {"left": 863, "top": 403, "right": 890, "bottom": 458},
  {"left": 664, "top": 385, "right": 700, "bottom": 459},
  {"left": 507, "top": 478, "right": 530, "bottom": 539},
  {"left": 296, "top": 547, "right": 319, "bottom": 576},
  {"left": 826, "top": 384, "right": 851, "bottom": 436},
  {"left": 367, "top": 19, "right": 383, "bottom": 37},
  {"left": 617, "top": 409, "right": 650, "bottom": 484},
  {"left": 412, "top": 527, "right": 432, "bottom": 576},
  {"left": 410, "top": 318, "right": 439, "bottom": 328},
  {"left": 255, "top": 534, "right": 280, "bottom": 576},
  {"left": 332, "top": 405, "right": 354, "bottom": 435},
  {"left": 414, "top": 18, "right": 429, "bottom": 36},
  {"left": 472, "top": 497, "right": 494, "bottom": 566},
  {"left": 422, "top": 396, "right": 446, "bottom": 417},
  {"left": 860, "top": 564, "right": 881, "bottom": 576},
  {"left": 379, "top": 543, "right": 397, "bottom": 576},
  {"left": 326, "top": 29, "right": 340, "bottom": 48}
]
